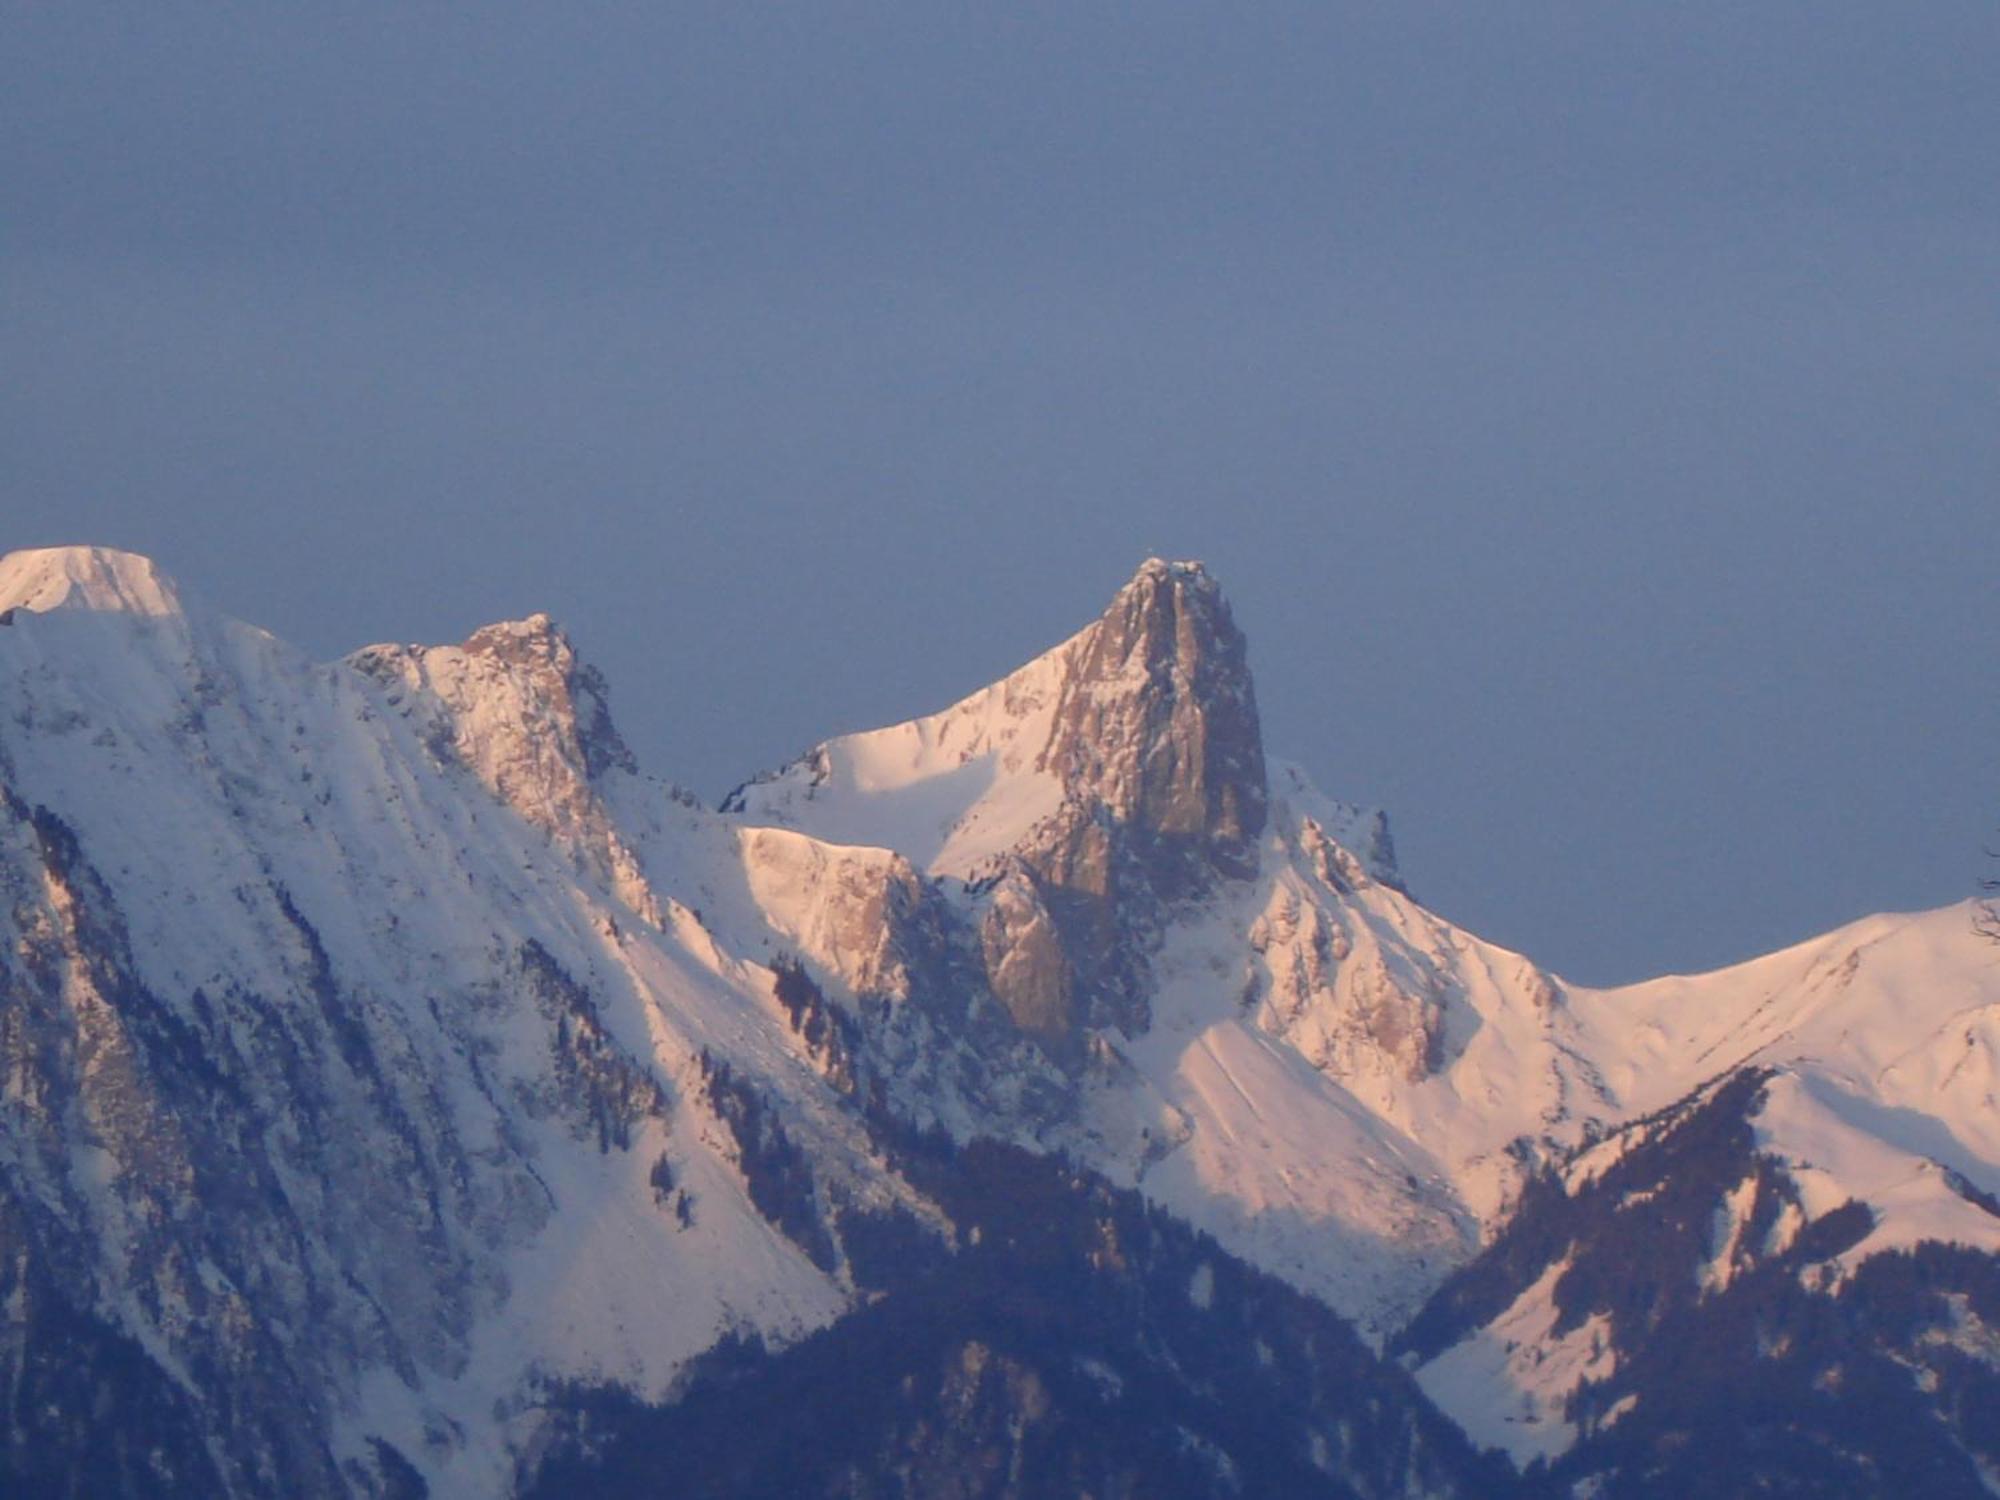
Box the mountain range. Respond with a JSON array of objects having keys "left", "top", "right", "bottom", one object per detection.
[{"left": 0, "top": 544, "right": 1993, "bottom": 1498}]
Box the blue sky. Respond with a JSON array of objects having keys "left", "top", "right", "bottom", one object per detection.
[{"left": 5, "top": 4, "right": 1996, "bottom": 982}]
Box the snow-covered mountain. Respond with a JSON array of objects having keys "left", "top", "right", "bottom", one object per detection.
[
  {"left": 1407, "top": 904, "right": 2000, "bottom": 1488},
  {"left": 0, "top": 547, "right": 894, "bottom": 1496},
  {"left": 1, "top": 545, "right": 1993, "bottom": 1498}
]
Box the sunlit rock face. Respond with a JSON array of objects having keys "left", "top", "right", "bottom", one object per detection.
[
  {"left": 1035, "top": 557, "right": 1267, "bottom": 881},
  {"left": 985, "top": 559, "right": 1269, "bottom": 1044},
  {"left": 350, "top": 613, "right": 662, "bottom": 924},
  {"left": 718, "top": 556, "right": 1275, "bottom": 1053}
]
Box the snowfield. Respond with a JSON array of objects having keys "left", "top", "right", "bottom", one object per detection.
[{"left": 1, "top": 546, "right": 1993, "bottom": 1492}]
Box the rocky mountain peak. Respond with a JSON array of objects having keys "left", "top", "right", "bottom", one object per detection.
[
  {"left": 715, "top": 559, "right": 1275, "bottom": 1049},
  {"left": 1038, "top": 556, "right": 1267, "bottom": 876},
  {"left": 354, "top": 613, "right": 638, "bottom": 786},
  {"left": 0, "top": 545, "right": 187, "bottom": 620},
  {"left": 456, "top": 612, "right": 637, "bottom": 781},
  {"left": 349, "top": 613, "right": 657, "bottom": 921}
]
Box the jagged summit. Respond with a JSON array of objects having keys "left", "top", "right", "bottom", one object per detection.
[
  {"left": 1039, "top": 554, "right": 1265, "bottom": 869},
  {"left": 717, "top": 556, "right": 1272, "bottom": 1049},
  {"left": 352, "top": 610, "right": 639, "bottom": 783},
  {"left": 1124, "top": 555, "right": 1217, "bottom": 590},
  {"left": 348, "top": 610, "right": 657, "bottom": 921},
  {"left": 722, "top": 556, "right": 1266, "bottom": 881},
  {"left": 0, "top": 544, "right": 186, "bottom": 618}
]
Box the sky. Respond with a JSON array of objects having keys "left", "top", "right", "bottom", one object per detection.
[{"left": 4, "top": 4, "right": 1996, "bottom": 985}]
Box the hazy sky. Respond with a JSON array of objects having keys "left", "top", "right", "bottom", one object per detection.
[{"left": 5, "top": 5, "right": 1996, "bottom": 984}]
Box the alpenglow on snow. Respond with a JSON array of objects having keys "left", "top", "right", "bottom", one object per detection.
[{"left": 1, "top": 545, "right": 1994, "bottom": 1498}]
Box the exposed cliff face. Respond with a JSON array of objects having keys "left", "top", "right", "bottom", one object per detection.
[
  {"left": 951, "top": 558, "right": 1269, "bottom": 1044},
  {"left": 1035, "top": 557, "right": 1266, "bottom": 879},
  {"left": 721, "top": 558, "right": 1275, "bottom": 1050},
  {"left": 731, "top": 829, "right": 940, "bottom": 1004},
  {"left": 349, "top": 614, "right": 662, "bottom": 925}
]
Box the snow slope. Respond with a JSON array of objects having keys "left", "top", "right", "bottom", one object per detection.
[
  {"left": 1558, "top": 900, "right": 2000, "bottom": 1263},
  {"left": 1409, "top": 904, "right": 2000, "bottom": 1467},
  {"left": 722, "top": 648, "right": 1072, "bottom": 880},
  {"left": 0, "top": 548, "right": 897, "bottom": 1497}
]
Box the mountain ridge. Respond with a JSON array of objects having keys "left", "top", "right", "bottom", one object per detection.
[{"left": 0, "top": 543, "right": 1992, "bottom": 1498}]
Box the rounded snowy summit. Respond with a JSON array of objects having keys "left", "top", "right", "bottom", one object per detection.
[{"left": 0, "top": 545, "right": 186, "bottom": 618}]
